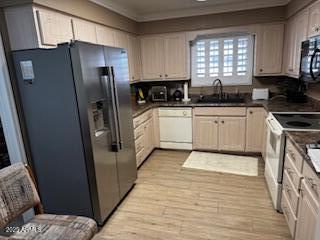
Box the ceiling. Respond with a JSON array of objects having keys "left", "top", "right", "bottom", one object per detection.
[{"left": 90, "top": 0, "right": 291, "bottom": 22}]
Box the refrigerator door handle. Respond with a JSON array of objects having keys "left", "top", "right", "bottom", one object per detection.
[
  {"left": 111, "top": 66, "right": 123, "bottom": 149},
  {"left": 101, "top": 67, "right": 120, "bottom": 152}
]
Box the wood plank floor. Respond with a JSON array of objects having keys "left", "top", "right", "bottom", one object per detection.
[{"left": 97, "top": 150, "right": 291, "bottom": 240}]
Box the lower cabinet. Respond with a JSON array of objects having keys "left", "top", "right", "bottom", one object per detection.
[
  {"left": 295, "top": 180, "right": 319, "bottom": 240},
  {"left": 133, "top": 109, "right": 157, "bottom": 167},
  {"left": 219, "top": 117, "right": 246, "bottom": 152},
  {"left": 246, "top": 107, "right": 267, "bottom": 153},
  {"left": 193, "top": 117, "right": 219, "bottom": 150},
  {"left": 193, "top": 108, "right": 247, "bottom": 152}
]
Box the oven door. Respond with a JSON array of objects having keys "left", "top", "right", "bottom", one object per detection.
[{"left": 265, "top": 116, "right": 285, "bottom": 183}]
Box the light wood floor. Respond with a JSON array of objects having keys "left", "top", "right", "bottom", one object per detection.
[{"left": 98, "top": 150, "right": 291, "bottom": 240}]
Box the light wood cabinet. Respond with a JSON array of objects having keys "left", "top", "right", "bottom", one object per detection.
[
  {"left": 141, "top": 36, "right": 164, "bottom": 80},
  {"left": 72, "top": 18, "right": 97, "bottom": 44},
  {"left": 143, "top": 118, "right": 154, "bottom": 160},
  {"left": 128, "top": 35, "right": 141, "bottom": 82},
  {"left": 219, "top": 117, "right": 246, "bottom": 152},
  {"left": 36, "top": 9, "right": 73, "bottom": 46},
  {"left": 193, "top": 117, "right": 219, "bottom": 150},
  {"left": 255, "top": 23, "right": 284, "bottom": 76},
  {"left": 295, "top": 180, "right": 319, "bottom": 240},
  {"left": 140, "top": 33, "right": 187, "bottom": 81},
  {"left": 193, "top": 108, "right": 246, "bottom": 152},
  {"left": 114, "top": 31, "right": 128, "bottom": 49},
  {"left": 246, "top": 108, "right": 266, "bottom": 152},
  {"left": 283, "top": 10, "right": 309, "bottom": 77},
  {"left": 308, "top": 1, "right": 320, "bottom": 38},
  {"left": 163, "top": 33, "right": 187, "bottom": 79},
  {"left": 133, "top": 110, "right": 156, "bottom": 167},
  {"left": 96, "top": 25, "right": 115, "bottom": 47}
]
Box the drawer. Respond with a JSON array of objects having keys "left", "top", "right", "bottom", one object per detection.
[
  {"left": 286, "top": 140, "right": 304, "bottom": 173},
  {"left": 136, "top": 149, "right": 144, "bottom": 167},
  {"left": 303, "top": 162, "right": 320, "bottom": 203},
  {"left": 135, "top": 136, "right": 144, "bottom": 154},
  {"left": 281, "top": 189, "right": 297, "bottom": 238},
  {"left": 133, "top": 115, "right": 144, "bottom": 129},
  {"left": 284, "top": 153, "right": 303, "bottom": 192},
  {"left": 193, "top": 107, "right": 246, "bottom": 116},
  {"left": 134, "top": 124, "right": 144, "bottom": 140},
  {"left": 133, "top": 109, "right": 153, "bottom": 129},
  {"left": 282, "top": 169, "right": 300, "bottom": 215}
]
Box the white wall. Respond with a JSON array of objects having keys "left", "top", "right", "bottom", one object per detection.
[{"left": 0, "top": 33, "right": 26, "bottom": 164}]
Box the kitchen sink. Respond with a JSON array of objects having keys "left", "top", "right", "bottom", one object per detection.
[{"left": 197, "top": 94, "right": 245, "bottom": 103}]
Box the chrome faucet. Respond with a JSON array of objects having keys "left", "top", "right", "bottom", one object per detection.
[{"left": 212, "top": 79, "right": 223, "bottom": 99}]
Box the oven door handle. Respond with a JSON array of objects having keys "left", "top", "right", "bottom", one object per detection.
[{"left": 266, "top": 118, "right": 282, "bottom": 137}]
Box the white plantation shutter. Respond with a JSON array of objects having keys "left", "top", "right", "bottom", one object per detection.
[{"left": 192, "top": 34, "right": 254, "bottom": 86}]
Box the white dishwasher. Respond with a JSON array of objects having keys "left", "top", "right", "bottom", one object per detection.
[{"left": 158, "top": 107, "right": 192, "bottom": 150}]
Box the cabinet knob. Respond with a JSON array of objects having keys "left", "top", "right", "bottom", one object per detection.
[
  {"left": 159, "top": 74, "right": 162, "bottom": 77},
  {"left": 249, "top": 111, "right": 253, "bottom": 114},
  {"left": 132, "top": 76, "right": 134, "bottom": 80},
  {"left": 221, "top": 120, "right": 225, "bottom": 124},
  {"left": 214, "top": 120, "right": 218, "bottom": 124},
  {"left": 260, "top": 69, "right": 263, "bottom": 72},
  {"left": 165, "top": 74, "right": 168, "bottom": 77}
]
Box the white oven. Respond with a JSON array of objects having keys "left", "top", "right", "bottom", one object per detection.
[{"left": 265, "top": 113, "right": 286, "bottom": 211}]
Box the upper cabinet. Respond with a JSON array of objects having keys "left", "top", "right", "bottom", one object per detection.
[
  {"left": 141, "top": 35, "right": 165, "bottom": 80},
  {"left": 96, "top": 25, "right": 115, "bottom": 47},
  {"left": 36, "top": 9, "right": 73, "bottom": 46},
  {"left": 255, "top": 23, "right": 284, "bottom": 76},
  {"left": 283, "top": 10, "right": 309, "bottom": 78},
  {"left": 72, "top": 19, "right": 97, "bottom": 44},
  {"left": 128, "top": 35, "right": 141, "bottom": 82},
  {"left": 114, "top": 31, "right": 129, "bottom": 49},
  {"left": 140, "top": 33, "right": 188, "bottom": 81},
  {"left": 163, "top": 33, "right": 187, "bottom": 79},
  {"left": 308, "top": 1, "right": 320, "bottom": 38}
]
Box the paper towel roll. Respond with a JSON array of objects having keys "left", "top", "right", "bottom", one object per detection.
[{"left": 183, "top": 82, "right": 191, "bottom": 102}]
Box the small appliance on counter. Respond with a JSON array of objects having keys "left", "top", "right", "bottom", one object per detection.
[
  {"left": 182, "top": 81, "right": 191, "bottom": 102},
  {"left": 252, "top": 88, "right": 269, "bottom": 100},
  {"left": 172, "top": 89, "right": 183, "bottom": 101},
  {"left": 151, "top": 86, "right": 167, "bottom": 102}
]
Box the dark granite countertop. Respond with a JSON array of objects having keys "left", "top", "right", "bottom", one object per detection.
[
  {"left": 285, "top": 131, "right": 320, "bottom": 178},
  {"left": 132, "top": 95, "right": 320, "bottom": 118}
]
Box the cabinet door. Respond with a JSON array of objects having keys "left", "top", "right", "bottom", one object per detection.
[
  {"left": 143, "top": 118, "right": 154, "bottom": 158},
  {"left": 141, "top": 36, "right": 164, "bottom": 80},
  {"left": 246, "top": 108, "right": 266, "bottom": 152},
  {"left": 96, "top": 25, "right": 115, "bottom": 47},
  {"left": 114, "top": 31, "right": 128, "bottom": 49},
  {"left": 295, "top": 181, "right": 319, "bottom": 240},
  {"left": 36, "top": 9, "right": 73, "bottom": 46},
  {"left": 128, "top": 35, "right": 141, "bottom": 82},
  {"left": 283, "top": 19, "right": 295, "bottom": 75},
  {"left": 163, "top": 33, "right": 187, "bottom": 79},
  {"left": 72, "top": 18, "right": 97, "bottom": 44},
  {"left": 153, "top": 108, "right": 160, "bottom": 148},
  {"left": 293, "top": 10, "right": 309, "bottom": 77},
  {"left": 219, "top": 117, "right": 246, "bottom": 152},
  {"left": 255, "top": 23, "right": 284, "bottom": 75},
  {"left": 193, "top": 117, "right": 219, "bottom": 150},
  {"left": 308, "top": 1, "right": 320, "bottom": 38}
]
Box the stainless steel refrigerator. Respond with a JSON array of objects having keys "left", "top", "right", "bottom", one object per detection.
[{"left": 12, "top": 41, "right": 137, "bottom": 225}]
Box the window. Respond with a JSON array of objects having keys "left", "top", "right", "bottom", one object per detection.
[{"left": 191, "top": 34, "right": 254, "bottom": 87}]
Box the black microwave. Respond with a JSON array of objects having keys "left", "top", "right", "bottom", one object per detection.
[{"left": 300, "top": 36, "right": 320, "bottom": 82}]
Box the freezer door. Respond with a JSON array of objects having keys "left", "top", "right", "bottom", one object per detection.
[
  {"left": 104, "top": 47, "right": 137, "bottom": 198},
  {"left": 70, "top": 42, "right": 121, "bottom": 224}
]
